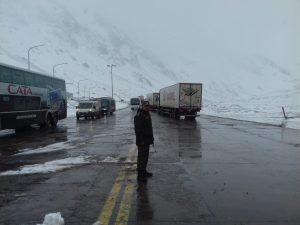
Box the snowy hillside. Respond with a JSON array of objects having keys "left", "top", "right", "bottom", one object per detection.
[
  {"left": 0, "top": 0, "right": 299, "bottom": 128},
  {"left": 0, "top": 0, "right": 180, "bottom": 99}
]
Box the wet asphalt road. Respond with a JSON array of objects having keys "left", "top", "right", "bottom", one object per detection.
[{"left": 0, "top": 107, "right": 300, "bottom": 225}]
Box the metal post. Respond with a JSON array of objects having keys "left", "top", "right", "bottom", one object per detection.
[
  {"left": 27, "top": 44, "right": 45, "bottom": 70},
  {"left": 53, "top": 62, "right": 68, "bottom": 77},
  {"left": 282, "top": 106, "right": 287, "bottom": 119},
  {"left": 107, "top": 64, "right": 116, "bottom": 98},
  {"left": 77, "top": 79, "right": 88, "bottom": 98}
]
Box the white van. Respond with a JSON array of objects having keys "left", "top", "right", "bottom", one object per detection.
[{"left": 76, "top": 100, "right": 101, "bottom": 120}]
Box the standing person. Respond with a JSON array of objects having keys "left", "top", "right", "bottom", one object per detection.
[{"left": 134, "top": 100, "right": 154, "bottom": 183}]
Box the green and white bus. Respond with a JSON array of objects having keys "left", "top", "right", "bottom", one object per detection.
[{"left": 0, "top": 63, "right": 67, "bottom": 131}]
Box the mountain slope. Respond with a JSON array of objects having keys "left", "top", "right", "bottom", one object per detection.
[
  {"left": 0, "top": 0, "right": 180, "bottom": 98},
  {"left": 0, "top": 0, "right": 299, "bottom": 128}
]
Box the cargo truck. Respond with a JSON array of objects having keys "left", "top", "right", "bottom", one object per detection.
[
  {"left": 146, "top": 92, "right": 159, "bottom": 111},
  {"left": 158, "top": 83, "right": 202, "bottom": 119}
]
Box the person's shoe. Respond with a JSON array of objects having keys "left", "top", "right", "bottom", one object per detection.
[{"left": 144, "top": 170, "right": 153, "bottom": 178}]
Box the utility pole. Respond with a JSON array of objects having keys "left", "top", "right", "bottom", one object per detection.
[
  {"left": 77, "top": 79, "right": 88, "bottom": 99},
  {"left": 53, "top": 62, "right": 68, "bottom": 77},
  {"left": 107, "top": 64, "right": 116, "bottom": 98},
  {"left": 27, "top": 44, "right": 45, "bottom": 70}
]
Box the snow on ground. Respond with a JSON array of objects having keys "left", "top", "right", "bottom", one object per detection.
[
  {"left": 202, "top": 90, "right": 300, "bottom": 130},
  {"left": 0, "top": 156, "right": 91, "bottom": 176},
  {"left": 15, "top": 142, "right": 76, "bottom": 156},
  {"left": 37, "top": 212, "right": 64, "bottom": 225},
  {"left": 101, "top": 156, "right": 120, "bottom": 163}
]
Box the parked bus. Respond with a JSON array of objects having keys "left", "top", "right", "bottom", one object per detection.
[
  {"left": 0, "top": 63, "right": 67, "bottom": 131},
  {"left": 130, "top": 97, "right": 140, "bottom": 111}
]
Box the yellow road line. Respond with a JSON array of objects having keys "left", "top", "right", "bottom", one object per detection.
[
  {"left": 98, "top": 171, "right": 125, "bottom": 225},
  {"left": 114, "top": 174, "right": 135, "bottom": 225},
  {"left": 97, "top": 144, "right": 137, "bottom": 225}
]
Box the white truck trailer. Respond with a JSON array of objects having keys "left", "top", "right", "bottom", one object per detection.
[
  {"left": 159, "top": 83, "right": 202, "bottom": 119},
  {"left": 146, "top": 92, "right": 159, "bottom": 111}
]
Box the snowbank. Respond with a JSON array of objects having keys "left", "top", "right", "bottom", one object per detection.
[
  {"left": 37, "top": 212, "right": 64, "bottom": 225},
  {"left": 202, "top": 92, "right": 300, "bottom": 130}
]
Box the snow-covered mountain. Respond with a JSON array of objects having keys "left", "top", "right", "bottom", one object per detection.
[
  {"left": 0, "top": 0, "right": 299, "bottom": 128},
  {"left": 0, "top": 0, "right": 181, "bottom": 99}
]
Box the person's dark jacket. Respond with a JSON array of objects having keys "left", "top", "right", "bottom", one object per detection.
[{"left": 134, "top": 109, "right": 154, "bottom": 146}]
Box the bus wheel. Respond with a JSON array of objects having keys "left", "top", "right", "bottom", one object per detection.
[
  {"left": 51, "top": 115, "right": 58, "bottom": 127},
  {"left": 45, "top": 116, "right": 52, "bottom": 128}
]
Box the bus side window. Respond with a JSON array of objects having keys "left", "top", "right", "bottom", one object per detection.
[
  {"left": 0, "top": 67, "right": 12, "bottom": 83},
  {"left": 12, "top": 70, "right": 25, "bottom": 85},
  {"left": 14, "top": 96, "right": 26, "bottom": 111},
  {"left": 0, "top": 95, "right": 13, "bottom": 112},
  {"left": 25, "top": 96, "right": 40, "bottom": 110},
  {"left": 36, "top": 75, "right": 46, "bottom": 88},
  {"left": 25, "top": 73, "right": 36, "bottom": 87},
  {"left": 47, "top": 77, "right": 54, "bottom": 90}
]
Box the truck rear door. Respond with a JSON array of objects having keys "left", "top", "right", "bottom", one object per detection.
[{"left": 179, "top": 83, "right": 202, "bottom": 108}]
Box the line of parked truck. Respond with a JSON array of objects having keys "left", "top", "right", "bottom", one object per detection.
[
  {"left": 130, "top": 82, "right": 203, "bottom": 120},
  {"left": 76, "top": 97, "right": 115, "bottom": 120}
]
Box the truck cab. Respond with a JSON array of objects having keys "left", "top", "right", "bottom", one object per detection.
[{"left": 76, "top": 100, "right": 101, "bottom": 120}]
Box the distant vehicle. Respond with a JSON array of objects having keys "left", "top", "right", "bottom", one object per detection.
[
  {"left": 76, "top": 100, "right": 101, "bottom": 120},
  {"left": 146, "top": 92, "right": 159, "bottom": 111},
  {"left": 159, "top": 83, "right": 202, "bottom": 119},
  {"left": 0, "top": 63, "right": 67, "bottom": 131},
  {"left": 138, "top": 95, "right": 144, "bottom": 102},
  {"left": 99, "top": 97, "right": 115, "bottom": 115},
  {"left": 130, "top": 97, "right": 140, "bottom": 111}
]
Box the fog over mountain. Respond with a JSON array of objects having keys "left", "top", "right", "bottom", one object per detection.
[{"left": 0, "top": 0, "right": 299, "bottom": 128}]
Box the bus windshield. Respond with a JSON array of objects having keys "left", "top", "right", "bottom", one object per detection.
[
  {"left": 101, "top": 100, "right": 109, "bottom": 107},
  {"left": 130, "top": 98, "right": 140, "bottom": 105}
]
